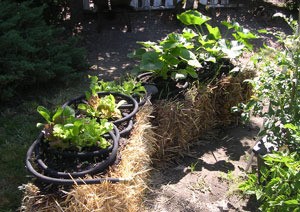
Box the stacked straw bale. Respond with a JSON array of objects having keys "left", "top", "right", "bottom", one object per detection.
[
  {"left": 152, "top": 71, "right": 254, "bottom": 161},
  {"left": 213, "top": 72, "right": 253, "bottom": 126},
  {"left": 21, "top": 105, "right": 156, "bottom": 212}
]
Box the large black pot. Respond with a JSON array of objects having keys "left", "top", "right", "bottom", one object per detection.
[
  {"left": 137, "top": 72, "right": 188, "bottom": 100},
  {"left": 25, "top": 125, "right": 125, "bottom": 185}
]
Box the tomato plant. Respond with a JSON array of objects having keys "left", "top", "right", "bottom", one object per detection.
[
  {"left": 239, "top": 152, "right": 300, "bottom": 211},
  {"left": 234, "top": 13, "right": 300, "bottom": 151},
  {"left": 236, "top": 13, "right": 300, "bottom": 211}
]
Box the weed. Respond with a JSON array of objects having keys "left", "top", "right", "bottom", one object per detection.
[
  {"left": 188, "top": 161, "right": 198, "bottom": 173},
  {"left": 189, "top": 177, "right": 211, "bottom": 193}
]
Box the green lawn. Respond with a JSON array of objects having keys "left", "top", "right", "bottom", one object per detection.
[{"left": 0, "top": 82, "right": 88, "bottom": 211}]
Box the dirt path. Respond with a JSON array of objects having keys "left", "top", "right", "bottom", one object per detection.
[
  {"left": 145, "top": 119, "right": 262, "bottom": 212},
  {"left": 80, "top": 5, "right": 291, "bottom": 211}
]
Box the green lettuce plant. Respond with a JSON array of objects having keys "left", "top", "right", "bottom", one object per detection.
[
  {"left": 87, "top": 75, "right": 146, "bottom": 97},
  {"left": 78, "top": 94, "right": 124, "bottom": 120},
  {"left": 77, "top": 76, "right": 133, "bottom": 120},
  {"left": 37, "top": 105, "right": 113, "bottom": 150}
]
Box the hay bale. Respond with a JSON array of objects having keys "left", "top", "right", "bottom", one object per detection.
[
  {"left": 152, "top": 70, "right": 254, "bottom": 161},
  {"left": 152, "top": 86, "right": 217, "bottom": 161},
  {"left": 21, "top": 105, "right": 156, "bottom": 212},
  {"left": 213, "top": 71, "right": 254, "bottom": 126}
]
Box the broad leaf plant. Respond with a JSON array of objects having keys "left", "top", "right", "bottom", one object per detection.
[{"left": 129, "top": 10, "right": 256, "bottom": 82}]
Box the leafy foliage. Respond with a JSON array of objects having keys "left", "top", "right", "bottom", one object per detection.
[
  {"left": 75, "top": 76, "right": 136, "bottom": 120},
  {"left": 236, "top": 13, "right": 300, "bottom": 211},
  {"left": 0, "top": 0, "right": 86, "bottom": 100},
  {"left": 239, "top": 152, "right": 300, "bottom": 211},
  {"left": 129, "top": 10, "right": 256, "bottom": 82},
  {"left": 37, "top": 105, "right": 113, "bottom": 149},
  {"left": 233, "top": 13, "right": 300, "bottom": 151},
  {"left": 87, "top": 75, "right": 146, "bottom": 97},
  {"left": 78, "top": 94, "right": 123, "bottom": 120}
]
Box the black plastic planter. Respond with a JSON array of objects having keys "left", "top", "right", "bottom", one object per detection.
[
  {"left": 25, "top": 125, "right": 126, "bottom": 185},
  {"left": 137, "top": 72, "right": 189, "bottom": 99},
  {"left": 122, "top": 92, "right": 149, "bottom": 108}
]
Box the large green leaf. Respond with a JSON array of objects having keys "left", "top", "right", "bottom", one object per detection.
[
  {"left": 237, "top": 30, "right": 257, "bottom": 39},
  {"left": 37, "top": 106, "right": 51, "bottom": 123},
  {"left": 161, "top": 33, "right": 193, "bottom": 49},
  {"left": 221, "top": 21, "right": 235, "bottom": 29},
  {"left": 140, "top": 51, "right": 163, "bottom": 71},
  {"left": 161, "top": 37, "right": 179, "bottom": 50},
  {"left": 182, "top": 28, "right": 197, "bottom": 40},
  {"left": 206, "top": 24, "right": 222, "bottom": 40},
  {"left": 177, "top": 10, "right": 211, "bottom": 26},
  {"left": 179, "top": 48, "right": 202, "bottom": 68},
  {"left": 219, "top": 39, "right": 244, "bottom": 59},
  {"left": 61, "top": 106, "right": 75, "bottom": 120},
  {"left": 137, "top": 41, "right": 157, "bottom": 48},
  {"left": 162, "top": 54, "right": 180, "bottom": 66},
  {"left": 52, "top": 107, "right": 63, "bottom": 123}
]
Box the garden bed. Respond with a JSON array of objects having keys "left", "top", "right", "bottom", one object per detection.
[
  {"left": 17, "top": 4, "right": 296, "bottom": 211},
  {"left": 21, "top": 67, "right": 253, "bottom": 211}
]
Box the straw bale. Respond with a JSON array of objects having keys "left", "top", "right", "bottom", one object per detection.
[
  {"left": 152, "top": 70, "right": 254, "bottom": 161},
  {"left": 21, "top": 105, "right": 156, "bottom": 212},
  {"left": 152, "top": 86, "right": 217, "bottom": 161},
  {"left": 213, "top": 71, "right": 254, "bottom": 126}
]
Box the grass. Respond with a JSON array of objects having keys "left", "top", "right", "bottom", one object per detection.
[
  {"left": 0, "top": 104, "right": 40, "bottom": 211},
  {"left": 188, "top": 161, "right": 199, "bottom": 173},
  {"left": 0, "top": 79, "right": 88, "bottom": 211},
  {"left": 217, "top": 171, "right": 245, "bottom": 197}
]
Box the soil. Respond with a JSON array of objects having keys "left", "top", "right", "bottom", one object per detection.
[{"left": 76, "top": 2, "right": 292, "bottom": 211}]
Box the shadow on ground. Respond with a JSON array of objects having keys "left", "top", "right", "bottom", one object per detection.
[
  {"left": 146, "top": 124, "right": 260, "bottom": 211},
  {"left": 80, "top": 10, "right": 183, "bottom": 80}
]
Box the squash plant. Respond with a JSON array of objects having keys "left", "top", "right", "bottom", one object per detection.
[
  {"left": 129, "top": 10, "right": 256, "bottom": 83},
  {"left": 37, "top": 105, "right": 113, "bottom": 150}
]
